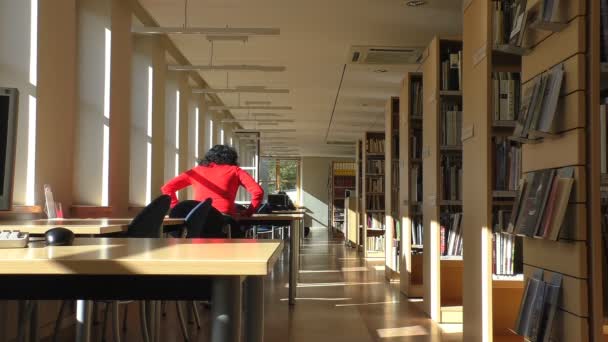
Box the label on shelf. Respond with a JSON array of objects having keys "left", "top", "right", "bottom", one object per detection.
[
  {"left": 462, "top": 125, "right": 474, "bottom": 142},
  {"left": 473, "top": 42, "right": 487, "bottom": 67}
]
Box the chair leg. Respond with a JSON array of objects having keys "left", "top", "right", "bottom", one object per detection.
[
  {"left": 161, "top": 301, "right": 167, "bottom": 317},
  {"left": 52, "top": 300, "right": 68, "bottom": 342},
  {"left": 191, "top": 302, "right": 201, "bottom": 329},
  {"left": 139, "top": 302, "right": 150, "bottom": 342},
  {"left": 122, "top": 304, "right": 128, "bottom": 332},
  {"left": 175, "top": 302, "right": 190, "bottom": 341},
  {"left": 100, "top": 303, "right": 110, "bottom": 342},
  {"left": 92, "top": 302, "right": 99, "bottom": 325},
  {"left": 16, "top": 301, "right": 28, "bottom": 342},
  {"left": 112, "top": 302, "right": 121, "bottom": 342}
]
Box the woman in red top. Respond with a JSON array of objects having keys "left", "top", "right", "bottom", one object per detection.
[{"left": 161, "top": 145, "right": 264, "bottom": 217}]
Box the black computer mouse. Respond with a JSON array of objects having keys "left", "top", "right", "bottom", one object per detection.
[{"left": 45, "top": 227, "right": 75, "bottom": 246}]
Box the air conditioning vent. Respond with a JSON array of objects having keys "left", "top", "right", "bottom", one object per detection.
[{"left": 348, "top": 46, "right": 423, "bottom": 65}]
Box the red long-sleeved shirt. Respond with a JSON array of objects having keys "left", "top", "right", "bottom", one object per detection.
[{"left": 161, "top": 163, "right": 264, "bottom": 216}]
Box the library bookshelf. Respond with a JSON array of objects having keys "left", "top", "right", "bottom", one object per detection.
[
  {"left": 385, "top": 97, "right": 401, "bottom": 281},
  {"left": 421, "top": 36, "right": 464, "bottom": 323},
  {"left": 362, "top": 131, "right": 386, "bottom": 258},
  {"left": 398, "top": 72, "right": 425, "bottom": 298},
  {"left": 463, "top": 0, "right": 596, "bottom": 340},
  {"left": 354, "top": 140, "right": 364, "bottom": 250},
  {"left": 329, "top": 161, "right": 356, "bottom": 238}
]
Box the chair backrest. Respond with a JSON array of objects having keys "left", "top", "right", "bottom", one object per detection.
[
  {"left": 128, "top": 195, "right": 171, "bottom": 238},
  {"left": 184, "top": 199, "right": 213, "bottom": 238},
  {"left": 169, "top": 200, "right": 201, "bottom": 218}
]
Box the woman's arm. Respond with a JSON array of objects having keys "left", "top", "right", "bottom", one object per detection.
[
  {"left": 237, "top": 168, "right": 264, "bottom": 215},
  {"left": 161, "top": 172, "right": 192, "bottom": 207}
]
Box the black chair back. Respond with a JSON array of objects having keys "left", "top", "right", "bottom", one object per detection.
[
  {"left": 128, "top": 195, "right": 171, "bottom": 238},
  {"left": 184, "top": 199, "right": 213, "bottom": 238},
  {"left": 169, "top": 200, "right": 201, "bottom": 218}
]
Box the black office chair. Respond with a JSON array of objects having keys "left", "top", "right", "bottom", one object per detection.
[{"left": 168, "top": 200, "right": 202, "bottom": 238}]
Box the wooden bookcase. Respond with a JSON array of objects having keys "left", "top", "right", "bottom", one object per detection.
[
  {"left": 385, "top": 97, "right": 401, "bottom": 281},
  {"left": 362, "top": 131, "right": 386, "bottom": 258},
  {"left": 462, "top": 0, "right": 595, "bottom": 340},
  {"left": 329, "top": 161, "right": 356, "bottom": 237},
  {"left": 421, "top": 36, "right": 464, "bottom": 323},
  {"left": 354, "top": 140, "right": 364, "bottom": 249},
  {"left": 399, "top": 72, "right": 424, "bottom": 298}
]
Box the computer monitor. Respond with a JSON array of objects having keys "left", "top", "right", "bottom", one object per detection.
[
  {"left": 0, "top": 88, "right": 18, "bottom": 211},
  {"left": 268, "top": 193, "right": 288, "bottom": 207}
]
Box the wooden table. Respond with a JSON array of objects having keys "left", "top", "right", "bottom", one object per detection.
[
  {"left": 237, "top": 213, "right": 304, "bottom": 305},
  {"left": 0, "top": 218, "right": 185, "bottom": 235},
  {"left": 0, "top": 238, "right": 282, "bottom": 342}
]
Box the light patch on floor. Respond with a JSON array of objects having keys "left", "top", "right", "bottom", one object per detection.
[
  {"left": 438, "top": 323, "right": 463, "bottom": 334},
  {"left": 279, "top": 297, "right": 352, "bottom": 302},
  {"left": 373, "top": 265, "right": 385, "bottom": 271},
  {"left": 299, "top": 266, "right": 368, "bottom": 273},
  {"left": 408, "top": 298, "right": 424, "bottom": 302},
  {"left": 335, "top": 300, "right": 399, "bottom": 307},
  {"left": 376, "top": 325, "right": 429, "bottom": 338},
  {"left": 288, "top": 281, "right": 384, "bottom": 288}
]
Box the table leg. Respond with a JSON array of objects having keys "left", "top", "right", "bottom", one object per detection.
[
  {"left": 211, "top": 277, "right": 242, "bottom": 342},
  {"left": 288, "top": 219, "right": 300, "bottom": 305},
  {"left": 154, "top": 301, "right": 161, "bottom": 342},
  {"left": 75, "top": 300, "right": 92, "bottom": 342},
  {"left": 29, "top": 301, "right": 39, "bottom": 342},
  {"left": 146, "top": 301, "right": 156, "bottom": 342},
  {"left": 244, "top": 276, "right": 264, "bottom": 342}
]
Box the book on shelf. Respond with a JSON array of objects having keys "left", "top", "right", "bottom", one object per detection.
[
  {"left": 440, "top": 212, "right": 463, "bottom": 256},
  {"left": 366, "top": 160, "right": 385, "bottom": 174},
  {"left": 411, "top": 130, "right": 422, "bottom": 159},
  {"left": 601, "top": 100, "right": 608, "bottom": 174},
  {"left": 492, "top": 231, "right": 523, "bottom": 276},
  {"left": 507, "top": 178, "right": 527, "bottom": 234},
  {"left": 511, "top": 63, "right": 564, "bottom": 142},
  {"left": 510, "top": 167, "right": 574, "bottom": 239},
  {"left": 441, "top": 104, "right": 462, "bottom": 146},
  {"left": 334, "top": 175, "right": 355, "bottom": 187},
  {"left": 367, "top": 213, "right": 385, "bottom": 229},
  {"left": 538, "top": 0, "right": 563, "bottom": 24},
  {"left": 602, "top": 0, "right": 608, "bottom": 62},
  {"left": 411, "top": 216, "right": 424, "bottom": 247},
  {"left": 493, "top": 72, "right": 521, "bottom": 122},
  {"left": 441, "top": 154, "right": 462, "bottom": 201},
  {"left": 514, "top": 269, "right": 562, "bottom": 341},
  {"left": 367, "top": 235, "right": 385, "bottom": 252},
  {"left": 411, "top": 78, "right": 423, "bottom": 117},
  {"left": 493, "top": 137, "right": 521, "bottom": 191},
  {"left": 410, "top": 165, "right": 423, "bottom": 203},
  {"left": 493, "top": 0, "right": 529, "bottom": 49},
  {"left": 441, "top": 48, "right": 462, "bottom": 91},
  {"left": 366, "top": 137, "right": 385, "bottom": 153},
  {"left": 366, "top": 178, "right": 384, "bottom": 193},
  {"left": 508, "top": 0, "right": 528, "bottom": 47},
  {"left": 366, "top": 194, "right": 385, "bottom": 211}
]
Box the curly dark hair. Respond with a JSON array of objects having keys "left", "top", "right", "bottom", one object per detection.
[{"left": 199, "top": 145, "right": 239, "bottom": 166}]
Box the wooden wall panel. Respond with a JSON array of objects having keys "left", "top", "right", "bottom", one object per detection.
[
  {"left": 551, "top": 91, "right": 586, "bottom": 133},
  {"left": 550, "top": 310, "right": 589, "bottom": 342},
  {"left": 524, "top": 239, "right": 587, "bottom": 278},
  {"left": 522, "top": 128, "right": 586, "bottom": 172}
]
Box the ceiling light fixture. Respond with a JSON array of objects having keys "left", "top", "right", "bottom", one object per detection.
[
  {"left": 245, "top": 100, "right": 272, "bottom": 105},
  {"left": 209, "top": 105, "right": 292, "bottom": 111},
  {"left": 192, "top": 88, "right": 290, "bottom": 94},
  {"left": 405, "top": 0, "right": 427, "bottom": 7},
  {"left": 168, "top": 65, "right": 286, "bottom": 72},
  {"left": 132, "top": 27, "right": 280, "bottom": 36},
  {"left": 207, "top": 35, "right": 249, "bottom": 42}
]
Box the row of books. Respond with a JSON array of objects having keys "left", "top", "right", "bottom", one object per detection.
[
  {"left": 391, "top": 218, "right": 401, "bottom": 269},
  {"left": 391, "top": 162, "right": 399, "bottom": 188},
  {"left": 494, "top": 137, "right": 521, "bottom": 191},
  {"left": 441, "top": 49, "right": 462, "bottom": 91},
  {"left": 411, "top": 217, "right": 423, "bottom": 246},
  {"left": 366, "top": 160, "right": 385, "bottom": 174},
  {"left": 511, "top": 63, "right": 564, "bottom": 143},
  {"left": 366, "top": 194, "right": 384, "bottom": 211},
  {"left": 602, "top": 0, "right": 608, "bottom": 62},
  {"left": 367, "top": 213, "right": 385, "bottom": 229},
  {"left": 506, "top": 167, "right": 574, "bottom": 239},
  {"left": 411, "top": 78, "right": 423, "bottom": 117},
  {"left": 601, "top": 212, "right": 608, "bottom": 314},
  {"left": 391, "top": 135, "right": 399, "bottom": 159},
  {"left": 333, "top": 188, "right": 351, "bottom": 198},
  {"left": 441, "top": 212, "right": 463, "bottom": 256},
  {"left": 410, "top": 165, "right": 423, "bottom": 203},
  {"left": 441, "top": 155, "right": 462, "bottom": 201},
  {"left": 367, "top": 236, "right": 385, "bottom": 252},
  {"left": 492, "top": 232, "right": 523, "bottom": 276},
  {"left": 492, "top": 0, "right": 528, "bottom": 48},
  {"left": 366, "top": 178, "right": 384, "bottom": 193},
  {"left": 334, "top": 175, "right": 355, "bottom": 187},
  {"left": 441, "top": 105, "right": 462, "bottom": 146},
  {"left": 333, "top": 162, "right": 356, "bottom": 176},
  {"left": 492, "top": 72, "right": 521, "bottom": 121},
  {"left": 366, "top": 138, "right": 385, "bottom": 153},
  {"left": 411, "top": 130, "right": 422, "bottom": 160},
  {"left": 514, "top": 269, "right": 562, "bottom": 341},
  {"left": 600, "top": 100, "right": 608, "bottom": 173}
]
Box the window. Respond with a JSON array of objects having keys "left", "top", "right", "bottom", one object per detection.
[
  {"left": 260, "top": 158, "right": 300, "bottom": 204},
  {"left": 208, "top": 119, "right": 214, "bottom": 149}
]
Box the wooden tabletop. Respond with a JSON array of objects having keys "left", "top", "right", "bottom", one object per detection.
[
  {"left": 238, "top": 213, "right": 304, "bottom": 222},
  {"left": 0, "top": 217, "right": 186, "bottom": 235},
  {"left": 0, "top": 238, "right": 283, "bottom": 276}
]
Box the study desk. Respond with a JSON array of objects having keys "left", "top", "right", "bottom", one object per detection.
[
  {"left": 0, "top": 218, "right": 185, "bottom": 235},
  {"left": 0, "top": 238, "right": 282, "bottom": 342},
  {"left": 237, "top": 213, "right": 304, "bottom": 305}
]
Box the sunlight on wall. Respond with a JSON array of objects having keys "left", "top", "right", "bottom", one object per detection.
[
  {"left": 174, "top": 90, "right": 180, "bottom": 177},
  {"left": 101, "top": 27, "right": 111, "bottom": 206},
  {"left": 145, "top": 66, "right": 153, "bottom": 204},
  {"left": 194, "top": 107, "right": 199, "bottom": 160},
  {"left": 25, "top": 0, "right": 38, "bottom": 205},
  {"left": 430, "top": 219, "right": 440, "bottom": 321},
  {"left": 209, "top": 119, "right": 214, "bottom": 148}
]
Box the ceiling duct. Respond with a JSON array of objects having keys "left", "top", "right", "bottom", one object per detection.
[{"left": 348, "top": 46, "right": 423, "bottom": 65}]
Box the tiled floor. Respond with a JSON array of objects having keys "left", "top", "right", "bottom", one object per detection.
[{"left": 51, "top": 227, "right": 463, "bottom": 341}]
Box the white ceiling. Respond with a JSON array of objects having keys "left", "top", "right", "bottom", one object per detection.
[{"left": 139, "top": 0, "right": 463, "bottom": 157}]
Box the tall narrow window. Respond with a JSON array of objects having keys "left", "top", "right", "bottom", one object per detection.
[
  {"left": 101, "top": 27, "right": 112, "bottom": 206},
  {"left": 209, "top": 119, "right": 214, "bottom": 148},
  {"left": 175, "top": 90, "right": 180, "bottom": 177},
  {"left": 145, "top": 66, "right": 153, "bottom": 204},
  {"left": 220, "top": 128, "right": 225, "bottom": 145},
  {"left": 25, "top": 0, "right": 38, "bottom": 205},
  {"left": 194, "top": 107, "right": 199, "bottom": 165}
]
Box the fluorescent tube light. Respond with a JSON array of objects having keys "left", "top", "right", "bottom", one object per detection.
[
  {"left": 132, "top": 27, "right": 280, "bottom": 36},
  {"left": 245, "top": 100, "right": 272, "bottom": 105},
  {"left": 207, "top": 35, "right": 248, "bottom": 42},
  {"left": 169, "top": 65, "right": 286, "bottom": 72},
  {"left": 192, "top": 88, "right": 290, "bottom": 94},
  {"left": 209, "top": 105, "right": 292, "bottom": 111}
]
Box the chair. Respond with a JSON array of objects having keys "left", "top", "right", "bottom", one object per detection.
[
  {"left": 53, "top": 195, "right": 171, "bottom": 342},
  {"left": 168, "top": 200, "right": 201, "bottom": 238}
]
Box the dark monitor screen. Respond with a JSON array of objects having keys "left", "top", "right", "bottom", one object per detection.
[
  {"left": 0, "top": 88, "right": 18, "bottom": 211},
  {"left": 0, "top": 95, "right": 9, "bottom": 196},
  {"left": 268, "top": 194, "right": 288, "bottom": 207}
]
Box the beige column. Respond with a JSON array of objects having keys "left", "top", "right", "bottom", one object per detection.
[{"left": 150, "top": 37, "right": 166, "bottom": 199}]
